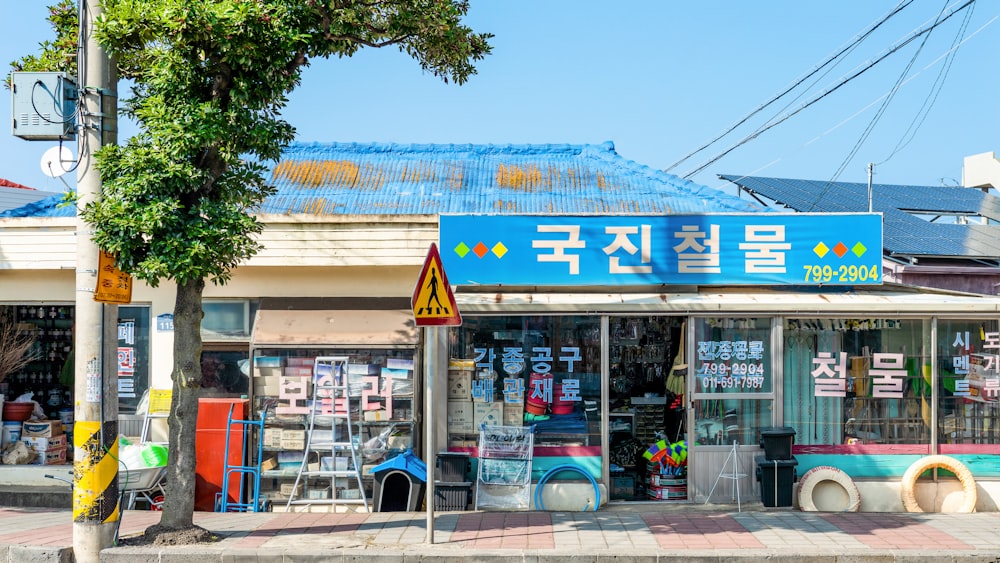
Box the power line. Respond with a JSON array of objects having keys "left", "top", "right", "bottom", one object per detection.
[
  {"left": 680, "top": 0, "right": 976, "bottom": 181},
  {"left": 880, "top": 1, "right": 976, "bottom": 164},
  {"left": 663, "top": 0, "right": 914, "bottom": 174},
  {"left": 826, "top": 1, "right": 952, "bottom": 184}
]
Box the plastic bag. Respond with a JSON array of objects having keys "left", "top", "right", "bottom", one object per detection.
[
  {"left": 362, "top": 423, "right": 399, "bottom": 462},
  {"left": 14, "top": 393, "right": 45, "bottom": 420}
]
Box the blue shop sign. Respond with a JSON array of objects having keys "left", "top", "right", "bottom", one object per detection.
[{"left": 439, "top": 213, "right": 882, "bottom": 286}]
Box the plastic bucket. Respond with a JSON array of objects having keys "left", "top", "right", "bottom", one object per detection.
[
  {"left": 59, "top": 409, "right": 74, "bottom": 424},
  {"left": 550, "top": 384, "right": 575, "bottom": 415},
  {"left": 1, "top": 421, "right": 21, "bottom": 446},
  {"left": 526, "top": 372, "right": 552, "bottom": 415},
  {"left": 140, "top": 444, "right": 168, "bottom": 467}
]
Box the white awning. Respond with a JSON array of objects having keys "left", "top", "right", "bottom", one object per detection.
[
  {"left": 251, "top": 309, "right": 418, "bottom": 347},
  {"left": 454, "top": 286, "right": 1000, "bottom": 316}
]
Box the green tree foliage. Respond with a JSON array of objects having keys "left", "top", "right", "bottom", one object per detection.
[
  {"left": 15, "top": 0, "right": 490, "bottom": 539},
  {"left": 8, "top": 0, "right": 78, "bottom": 80}
]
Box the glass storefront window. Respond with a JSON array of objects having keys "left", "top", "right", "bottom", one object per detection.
[
  {"left": 117, "top": 306, "right": 151, "bottom": 414},
  {"left": 692, "top": 317, "right": 773, "bottom": 446},
  {"left": 936, "top": 319, "right": 1000, "bottom": 445},
  {"left": 783, "top": 318, "right": 932, "bottom": 447},
  {"left": 448, "top": 316, "right": 602, "bottom": 475}
]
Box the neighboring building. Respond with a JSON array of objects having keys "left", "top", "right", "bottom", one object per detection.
[
  {"left": 719, "top": 174, "right": 1000, "bottom": 295},
  {"left": 0, "top": 179, "right": 59, "bottom": 213},
  {"left": 1, "top": 142, "right": 998, "bottom": 513}
]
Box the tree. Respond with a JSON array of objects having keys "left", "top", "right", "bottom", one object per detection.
[
  {"left": 8, "top": 0, "right": 77, "bottom": 78},
  {"left": 17, "top": 0, "right": 491, "bottom": 542}
]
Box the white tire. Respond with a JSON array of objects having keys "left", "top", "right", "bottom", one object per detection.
[
  {"left": 900, "top": 455, "right": 977, "bottom": 513},
  {"left": 797, "top": 465, "right": 861, "bottom": 512}
]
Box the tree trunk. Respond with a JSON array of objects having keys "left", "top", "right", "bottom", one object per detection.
[{"left": 158, "top": 278, "right": 205, "bottom": 529}]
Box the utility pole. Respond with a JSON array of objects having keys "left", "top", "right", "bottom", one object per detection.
[
  {"left": 73, "top": 0, "right": 119, "bottom": 560},
  {"left": 867, "top": 163, "right": 874, "bottom": 213}
]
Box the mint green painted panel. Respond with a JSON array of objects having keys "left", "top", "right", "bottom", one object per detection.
[
  {"left": 470, "top": 456, "right": 602, "bottom": 481},
  {"left": 797, "top": 454, "right": 1000, "bottom": 478}
]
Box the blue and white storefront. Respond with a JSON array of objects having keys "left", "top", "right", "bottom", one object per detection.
[{"left": 429, "top": 212, "right": 1000, "bottom": 512}]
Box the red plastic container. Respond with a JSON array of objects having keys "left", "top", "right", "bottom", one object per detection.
[{"left": 2, "top": 402, "right": 34, "bottom": 421}]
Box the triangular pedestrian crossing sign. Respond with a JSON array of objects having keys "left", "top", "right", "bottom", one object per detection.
[{"left": 412, "top": 243, "right": 462, "bottom": 326}]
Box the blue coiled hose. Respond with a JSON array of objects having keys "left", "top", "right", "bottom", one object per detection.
[{"left": 533, "top": 463, "right": 600, "bottom": 512}]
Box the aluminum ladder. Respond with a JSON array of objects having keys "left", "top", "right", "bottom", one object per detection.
[{"left": 285, "top": 356, "right": 369, "bottom": 512}]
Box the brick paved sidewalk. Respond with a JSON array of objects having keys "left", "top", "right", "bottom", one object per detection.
[{"left": 2, "top": 506, "right": 1000, "bottom": 562}]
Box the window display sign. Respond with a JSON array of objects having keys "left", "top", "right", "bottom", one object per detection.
[
  {"left": 117, "top": 306, "right": 150, "bottom": 413},
  {"left": 439, "top": 213, "right": 881, "bottom": 286},
  {"left": 696, "top": 337, "right": 768, "bottom": 392}
]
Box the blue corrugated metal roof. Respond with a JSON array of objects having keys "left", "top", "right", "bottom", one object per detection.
[
  {"left": 719, "top": 174, "right": 1000, "bottom": 260},
  {"left": 261, "top": 141, "right": 763, "bottom": 215},
  {"left": 0, "top": 142, "right": 763, "bottom": 218}
]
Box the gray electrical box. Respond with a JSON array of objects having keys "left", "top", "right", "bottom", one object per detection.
[{"left": 10, "top": 71, "right": 77, "bottom": 141}]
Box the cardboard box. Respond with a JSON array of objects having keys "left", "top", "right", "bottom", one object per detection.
[
  {"left": 282, "top": 366, "right": 313, "bottom": 378},
  {"left": 503, "top": 402, "right": 524, "bottom": 426},
  {"left": 262, "top": 427, "right": 283, "bottom": 449},
  {"left": 473, "top": 401, "right": 503, "bottom": 428},
  {"left": 22, "top": 435, "right": 67, "bottom": 452},
  {"left": 285, "top": 357, "right": 315, "bottom": 367},
  {"left": 347, "top": 363, "right": 380, "bottom": 375},
  {"left": 254, "top": 356, "right": 285, "bottom": 368},
  {"left": 364, "top": 409, "right": 387, "bottom": 422},
  {"left": 253, "top": 366, "right": 283, "bottom": 378},
  {"left": 253, "top": 375, "right": 281, "bottom": 396},
  {"left": 448, "top": 369, "right": 472, "bottom": 400},
  {"left": 381, "top": 367, "right": 412, "bottom": 380},
  {"left": 447, "top": 400, "right": 474, "bottom": 434},
  {"left": 448, "top": 359, "right": 475, "bottom": 370},
  {"left": 22, "top": 420, "right": 63, "bottom": 438},
  {"left": 260, "top": 456, "right": 278, "bottom": 471},
  {"left": 281, "top": 429, "right": 306, "bottom": 449},
  {"left": 31, "top": 445, "right": 67, "bottom": 465},
  {"left": 387, "top": 358, "right": 415, "bottom": 370},
  {"left": 280, "top": 482, "right": 301, "bottom": 496}
]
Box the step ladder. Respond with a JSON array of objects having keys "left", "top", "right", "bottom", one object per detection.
[
  {"left": 218, "top": 402, "right": 268, "bottom": 512},
  {"left": 139, "top": 388, "right": 172, "bottom": 445},
  {"left": 285, "top": 356, "right": 369, "bottom": 512}
]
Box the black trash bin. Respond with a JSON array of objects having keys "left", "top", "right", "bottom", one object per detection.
[
  {"left": 754, "top": 455, "right": 798, "bottom": 507},
  {"left": 371, "top": 449, "right": 426, "bottom": 512},
  {"left": 759, "top": 427, "right": 796, "bottom": 460}
]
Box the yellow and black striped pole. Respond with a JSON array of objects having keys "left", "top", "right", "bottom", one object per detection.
[{"left": 73, "top": 420, "right": 119, "bottom": 525}]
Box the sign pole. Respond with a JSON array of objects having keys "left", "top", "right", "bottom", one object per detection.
[
  {"left": 412, "top": 242, "right": 462, "bottom": 545},
  {"left": 424, "top": 325, "right": 437, "bottom": 544}
]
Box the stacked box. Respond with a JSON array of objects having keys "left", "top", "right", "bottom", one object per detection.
[
  {"left": 22, "top": 420, "right": 63, "bottom": 438},
  {"left": 282, "top": 366, "right": 313, "bottom": 378},
  {"left": 262, "top": 427, "right": 283, "bottom": 449},
  {"left": 253, "top": 366, "right": 282, "bottom": 378},
  {"left": 364, "top": 410, "right": 388, "bottom": 422},
  {"left": 30, "top": 446, "right": 68, "bottom": 465},
  {"left": 473, "top": 402, "right": 503, "bottom": 428},
  {"left": 447, "top": 369, "right": 472, "bottom": 400},
  {"left": 387, "top": 358, "right": 415, "bottom": 370},
  {"left": 254, "top": 375, "right": 281, "bottom": 396},
  {"left": 254, "top": 356, "right": 285, "bottom": 368},
  {"left": 21, "top": 434, "right": 67, "bottom": 452},
  {"left": 285, "top": 357, "right": 315, "bottom": 367},
  {"left": 447, "top": 401, "right": 473, "bottom": 434},
  {"left": 503, "top": 403, "right": 523, "bottom": 426},
  {"left": 281, "top": 429, "right": 306, "bottom": 450}
]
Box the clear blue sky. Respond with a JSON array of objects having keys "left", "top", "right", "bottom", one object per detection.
[{"left": 2, "top": 1, "right": 997, "bottom": 196}]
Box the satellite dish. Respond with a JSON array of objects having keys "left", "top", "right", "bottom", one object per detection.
[{"left": 40, "top": 145, "right": 75, "bottom": 178}]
